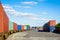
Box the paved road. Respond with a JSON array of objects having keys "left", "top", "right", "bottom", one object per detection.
[{"left": 7, "top": 30, "right": 60, "bottom": 40}]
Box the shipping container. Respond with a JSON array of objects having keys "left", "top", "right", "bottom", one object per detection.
[
  {"left": 24, "top": 25, "right": 30, "bottom": 30},
  {"left": 9, "top": 21, "right": 13, "bottom": 30},
  {"left": 26, "top": 25, "right": 30, "bottom": 30},
  {"left": 38, "top": 27, "right": 43, "bottom": 32},
  {"left": 50, "top": 26, "right": 55, "bottom": 32},
  {"left": 43, "top": 23, "right": 49, "bottom": 32},
  {"left": 13, "top": 22, "right": 17, "bottom": 30},
  {"left": 21, "top": 25, "right": 24, "bottom": 30},
  {"left": 17, "top": 25, "right": 21, "bottom": 30},
  {"left": 38, "top": 27, "right": 43, "bottom": 30},
  {"left": 0, "top": 3, "right": 9, "bottom": 33},
  {"left": 49, "top": 20, "right": 56, "bottom": 26},
  {"left": 24, "top": 25, "right": 27, "bottom": 30}
]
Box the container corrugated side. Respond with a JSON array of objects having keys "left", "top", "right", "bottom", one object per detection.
[
  {"left": 9, "top": 21, "right": 13, "bottom": 30},
  {"left": 24, "top": 25, "right": 27, "bottom": 30},
  {"left": 26, "top": 25, "right": 30, "bottom": 30},
  {"left": 17, "top": 25, "right": 21, "bottom": 30},
  {"left": 50, "top": 26, "right": 55, "bottom": 32},
  {"left": 13, "top": 22, "right": 17, "bottom": 30},
  {"left": 0, "top": 3, "right": 9, "bottom": 33},
  {"left": 21, "top": 25, "right": 24, "bottom": 30},
  {"left": 49, "top": 20, "right": 56, "bottom": 26}
]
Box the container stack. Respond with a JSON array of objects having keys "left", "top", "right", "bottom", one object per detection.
[
  {"left": 49, "top": 20, "right": 56, "bottom": 32},
  {"left": 43, "top": 23, "right": 49, "bottom": 32},
  {"left": 0, "top": 2, "right": 9, "bottom": 34},
  {"left": 0, "top": 2, "right": 9, "bottom": 40}
]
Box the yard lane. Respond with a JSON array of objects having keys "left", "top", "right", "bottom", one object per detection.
[{"left": 7, "top": 30, "right": 60, "bottom": 40}]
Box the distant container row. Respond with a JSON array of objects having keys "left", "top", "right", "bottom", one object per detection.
[
  {"left": 0, "top": 3, "right": 30, "bottom": 33},
  {"left": 9, "top": 21, "right": 30, "bottom": 31}
]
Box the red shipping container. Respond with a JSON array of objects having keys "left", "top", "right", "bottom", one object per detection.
[
  {"left": 14, "top": 23, "right": 17, "bottom": 30},
  {"left": 49, "top": 20, "right": 56, "bottom": 26},
  {"left": 0, "top": 3, "right": 9, "bottom": 33},
  {"left": 21, "top": 25, "right": 24, "bottom": 30}
]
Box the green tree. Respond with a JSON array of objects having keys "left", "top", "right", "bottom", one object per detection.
[{"left": 56, "top": 23, "right": 60, "bottom": 27}]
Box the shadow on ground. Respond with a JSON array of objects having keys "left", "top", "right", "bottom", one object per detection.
[{"left": 38, "top": 30, "right": 60, "bottom": 34}]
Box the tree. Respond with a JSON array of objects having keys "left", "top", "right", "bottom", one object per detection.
[{"left": 56, "top": 23, "right": 60, "bottom": 27}]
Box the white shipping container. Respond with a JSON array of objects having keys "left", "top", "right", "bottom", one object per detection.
[{"left": 24, "top": 25, "right": 27, "bottom": 30}]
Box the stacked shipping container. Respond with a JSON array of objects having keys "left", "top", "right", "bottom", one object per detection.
[
  {"left": 43, "top": 20, "right": 56, "bottom": 32},
  {"left": 43, "top": 23, "right": 49, "bottom": 32},
  {"left": 49, "top": 20, "right": 56, "bottom": 32},
  {"left": 49, "top": 20, "right": 56, "bottom": 26},
  {"left": 0, "top": 3, "right": 9, "bottom": 33}
]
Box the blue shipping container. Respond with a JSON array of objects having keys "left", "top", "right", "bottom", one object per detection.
[
  {"left": 17, "top": 25, "right": 21, "bottom": 30},
  {"left": 50, "top": 26, "right": 55, "bottom": 32}
]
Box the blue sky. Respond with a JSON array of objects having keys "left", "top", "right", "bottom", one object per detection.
[{"left": 0, "top": 0, "right": 60, "bottom": 27}]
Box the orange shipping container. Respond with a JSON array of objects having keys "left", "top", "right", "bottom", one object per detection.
[
  {"left": 49, "top": 20, "right": 56, "bottom": 26},
  {"left": 38, "top": 27, "right": 43, "bottom": 30},
  {"left": 0, "top": 3, "right": 9, "bottom": 33},
  {"left": 21, "top": 25, "right": 24, "bottom": 30},
  {"left": 14, "top": 23, "right": 17, "bottom": 30}
]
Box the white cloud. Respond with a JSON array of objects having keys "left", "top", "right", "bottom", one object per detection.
[
  {"left": 15, "top": 6, "right": 32, "bottom": 8},
  {"left": 31, "top": 17, "right": 48, "bottom": 21},
  {"left": 23, "top": 6, "right": 32, "bottom": 8},
  {"left": 42, "top": 12, "right": 47, "bottom": 14},
  {"left": 21, "top": 1, "right": 38, "bottom": 5},
  {"left": 3, "top": 4, "right": 35, "bottom": 17},
  {"left": 3, "top": 4, "right": 48, "bottom": 21}
]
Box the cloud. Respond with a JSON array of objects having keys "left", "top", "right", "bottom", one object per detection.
[
  {"left": 42, "top": 12, "right": 47, "bottom": 14},
  {"left": 3, "top": 4, "right": 48, "bottom": 21},
  {"left": 15, "top": 6, "right": 32, "bottom": 8},
  {"left": 3, "top": 4, "right": 35, "bottom": 17},
  {"left": 31, "top": 17, "right": 48, "bottom": 21},
  {"left": 23, "top": 6, "right": 32, "bottom": 8},
  {"left": 21, "top": 1, "right": 38, "bottom": 5}
]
